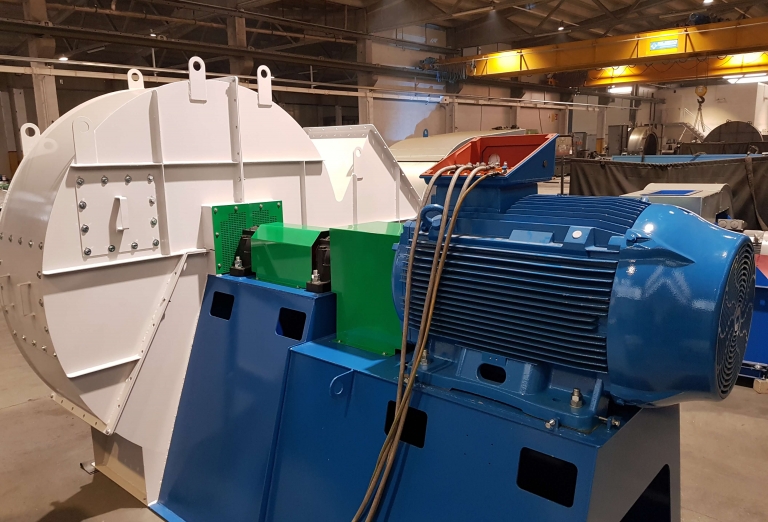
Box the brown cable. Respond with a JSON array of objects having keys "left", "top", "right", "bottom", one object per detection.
[{"left": 359, "top": 166, "right": 494, "bottom": 522}]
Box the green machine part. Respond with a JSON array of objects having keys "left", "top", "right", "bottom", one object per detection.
[
  {"left": 252, "top": 223, "right": 327, "bottom": 288},
  {"left": 330, "top": 222, "right": 403, "bottom": 356},
  {"left": 211, "top": 201, "right": 283, "bottom": 274}
]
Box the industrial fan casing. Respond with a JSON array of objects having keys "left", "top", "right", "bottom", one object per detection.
[{"left": 0, "top": 59, "right": 419, "bottom": 504}]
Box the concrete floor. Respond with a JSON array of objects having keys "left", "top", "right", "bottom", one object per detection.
[{"left": 1, "top": 315, "right": 767, "bottom": 521}]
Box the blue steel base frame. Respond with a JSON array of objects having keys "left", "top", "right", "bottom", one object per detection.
[{"left": 154, "top": 277, "right": 682, "bottom": 522}]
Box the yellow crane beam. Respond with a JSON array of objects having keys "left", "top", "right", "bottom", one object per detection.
[
  {"left": 585, "top": 53, "right": 768, "bottom": 86},
  {"left": 438, "top": 16, "right": 768, "bottom": 79}
]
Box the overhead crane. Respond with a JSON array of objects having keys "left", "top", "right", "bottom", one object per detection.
[{"left": 437, "top": 16, "right": 768, "bottom": 86}]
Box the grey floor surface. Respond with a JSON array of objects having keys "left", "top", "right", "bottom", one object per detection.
[{"left": 1, "top": 308, "right": 767, "bottom": 521}]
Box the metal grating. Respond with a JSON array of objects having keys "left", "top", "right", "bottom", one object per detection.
[
  {"left": 716, "top": 241, "right": 756, "bottom": 397},
  {"left": 407, "top": 241, "right": 618, "bottom": 373},
  {"left": 212, "top": 201, "right": 283, "bottom": 274},
  {"left": 252, "top": 209, "right": 280, "bottom": 227},
  {"left": 219, "top": 212, "right": 247, "bottom": 273}
]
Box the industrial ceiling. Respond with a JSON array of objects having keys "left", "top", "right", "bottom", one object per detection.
[{"left": 0, "top": 0, "right": 766, "bottom": 88}]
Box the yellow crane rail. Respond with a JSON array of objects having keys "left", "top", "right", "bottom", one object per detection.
[
  {"left": 439, "top": 16, "right": 768, "bottom": 79},
  {"left": 585, "top": 53, "right": 768, "bottom": 86}
]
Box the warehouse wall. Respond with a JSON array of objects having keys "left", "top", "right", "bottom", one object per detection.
[
  {"left": 570, "top": 86, "right": 658, "bottom": 136},
  {"left": 659, "top": 84, "right": 759, "bottom": 131},
  {"left": 364, "top": 35, "right": 572, "bottom": 144},
  {"left": 753, "top": 83, "right": 768, "bottom": 135}
]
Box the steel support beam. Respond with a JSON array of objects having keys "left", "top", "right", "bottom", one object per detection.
[
  {"left": 138, "top": 0, "right": 458, "bottom": 54},
  {"left": 444, "top": 99, "right": 457, "bottom": 133},
  {"left": 0, "top": 16, "right": 442, "bottom": 80},
  {"left": 23, "top": 0, "right": 59, "bottom": 131},
  {"left": 596, "top": 106, "right": 607, "bottom": 154},
  {"left": 367, "top": 0, "right": 556, "bottom": 34},
  {"left": 8, "top": 87, "right": 28, "bottom": 161},
  {"left": 507, "top": 0, "right": 673, "bottom": 44},
  {"left": 226, "top": 0, "right": 252, "bottom": 76},
  {"left": 366, "top": 0, "right": 446, "bottom": 33},
  {"left": 0, "top": 91, "right": 13, "bottom": 177}
]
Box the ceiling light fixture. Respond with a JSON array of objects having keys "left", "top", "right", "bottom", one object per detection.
[
  {"left": 558, "top": 21, "right": 565, "bottom": 31},
  {"left": 608, "top": 85, "right": 633, "bottom": 94},
  {"left": 726, "top": 74, "right": 768, "bottom": 84},
  {"left": 58, "top": 56, "right": 68, "bottom": 61},
  {"left": 703, "top": 0, "right": 713, "bottom": 4}
]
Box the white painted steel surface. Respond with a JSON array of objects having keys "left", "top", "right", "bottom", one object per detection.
[{"left": 0, "top": 59, "right": 418, "bottom": 504}]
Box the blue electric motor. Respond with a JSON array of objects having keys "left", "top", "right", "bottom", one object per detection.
[{"left": 393, "top": 148, "right": 755, "bottom": 430}]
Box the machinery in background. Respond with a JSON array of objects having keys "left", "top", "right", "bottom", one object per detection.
[
  {"left": 607, "top": 125, "right": 629, "bottom": 156},
  {"left": 150, "top": 134, "right": 753, "bottom": 522},
  {"left": 626, "top": 125, "right": 660, "bottom": 155},
  {"left": 704, "top": 121, "right": 763, "bottom": 144},
  {"left": 0, "top": 59, "right": 421, "bottom": 506},
  {"left": 621, "top": 183, "right": 734, "bottom": 224},
  {"left": 608, "top": 124, "right": 661, "bottom": 156}
]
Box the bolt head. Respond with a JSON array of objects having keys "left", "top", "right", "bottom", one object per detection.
[
  {"left": 131, "top": 242, "right": 138, "bottom": 250},
  {"left": 39, "top": 242, "right": 43, "bottom": 250},
  {"left": 259, "top": 204, "right": 263, "bottom": 209},
  {"left": 28, "top": 240, "right": 32, "bottom": 247},
  {"left": 38, "top": 299, "right": 43, "bottom": 307},
  {"left": 125, "top": 175, "right": 132, "bottom": 184},
  {"left": 37, "top": 271, "right": 41, "bottom": 279},
  {"left": 147, "top": 174, "right": 154, "bottom": 183},
  {"left": 78, "top": 200, "right": 87, "bottom": 210},
  {"left": 83, "top": 247, "right": 92, "bottom": 256},
  {"left": 18, "top": 237, "right": 22, "bottom": 244},
  {"left": 81, "top": 224, "right": 89, "bottom": 233},
  {"left": 7, "top": 235, "right": 10, "bottom": 242},
  {"left": 149, "top": 197, "right": 156, "bottom": 205},
  {"left": 215, "top": 232, "right": 220, "bottom": 238},
  {"left": 213, "top": 207, "right": 218, "bottom": 214},
  {"left": 32, "top": 340, "right": 36, "bottom": 346},
  {"left": 101, "top": 176, "right": 109, "bottom": 185},
  {"left": 277, "top": 202, "right": 281, "bottom": 208},
  {"left": 234, "top": 206, "right": 238, "bottom": 212},
  {"left": 76, "top": 177, "right": 84, "bottom": 186},
  {"left": 545, "top": 419, "right": 556, "bottom": 429},
  {"left": 108, "top": 245, "right": 116, "bottom": 253},
  {"left": 150, "top": 218, "right": 157, "bottom": 226},
  {"left": 611, "top": 418, "right": 621, "bottom": 428},
  {"left": 217, "top": 263, "right": 222, "bottom": 269},
  {"left": 44, "top": 326, "right": 49, "bottom": 332},
  {"left": 152, "top": 239, "right": 159, "bottom": 247}
]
